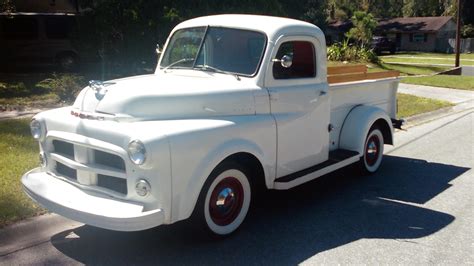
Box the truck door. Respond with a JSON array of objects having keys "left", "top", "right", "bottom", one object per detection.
[{"left": 265, "top": 36, "right": 330, "bottom": 178}]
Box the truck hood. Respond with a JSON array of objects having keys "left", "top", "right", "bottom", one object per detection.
[{"left": 72, "top": 73, "right": 259, "bottom": 120}]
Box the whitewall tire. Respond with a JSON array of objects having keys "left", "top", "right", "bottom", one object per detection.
[
  {"left": 359, "top": 127, "right": 384, "bottom": 174},
  {"left": 193, "top": 162, "right": 251, "bottom": 236}
]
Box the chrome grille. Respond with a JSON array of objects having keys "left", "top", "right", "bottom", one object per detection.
[
  {"left": 94, "top": 149, "right": 126, "bottom": 171},
  {"left": 50, "top": 139, "right": 127, "bottom": 195},
  {"left": 97, "top": 174, "right": 127, "bottom": 194},
  {"left": 55, "top": 162, "right": 77, "bottom": 180},
  {"left": 52, "top": 140, "right": 74, "bottom": 158}
]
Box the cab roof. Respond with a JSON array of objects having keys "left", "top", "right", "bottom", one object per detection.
[{"left": 173, "top": 14, "right": 325, "bottom": 43}]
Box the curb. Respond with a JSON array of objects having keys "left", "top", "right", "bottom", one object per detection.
[
  {"left": 402, "top": 100, "right": 474, "bottom": 129},
  {"left": 403, "top": 106, "right": 455, "bottom": 128}
]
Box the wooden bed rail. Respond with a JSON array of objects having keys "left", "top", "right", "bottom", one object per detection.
[{"left": 327, "top": 64, "right": 399, "bottom": 84}]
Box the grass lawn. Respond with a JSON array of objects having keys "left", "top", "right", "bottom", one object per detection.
[
  {"left": 0, "top": 119, "right": 45, "bottom": 228},
  {"left": 328, "top": 61, "right": 449, "bottom": 76},
  {"left": 397, "top": 93, "right": 454, "bottom": 118},
  {"left": 401, "top": 75, "right": 474, "bottom": 91},
  {"left": 381, "top": 57, "right": 474, "bottom": 66},
  {"left": 1, "top": 73, "right": 60, "bottom": 109},
  {"left": 380, "top": 52, "right": 474, "bottom": 66},
  {"left": 0, "top": 93, "right": 59, "bottom": 109},
  {"left": 370, "top": 62, "right": 449, "bottom": 76},
  {"left": 384, "top": 52, "right": 474, "bottom": 59}
]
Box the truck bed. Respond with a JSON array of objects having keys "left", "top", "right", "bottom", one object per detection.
[{"left": 327, "top": 65, "right": 400, "bottom": 150}]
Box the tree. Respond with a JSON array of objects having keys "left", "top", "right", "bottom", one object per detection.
[
  {"left": 461, "top": 0, "right": 474, "bottom": 25},
  {"left": 300, "top": 0, "right": 329, "bottom": 30},
  {"left": 328, "top": 0, "right": 403, "bottom": 20},
  {"left": 402, "top": 0, "right": 456, "bottom": 17},
  {"left": 0, "top": 0, "right": 15, "bottom": 12},
  {"left": 366, "top": 0, "right": 403, "bottom": 18},
  {"left": 345, "top": 11, "right": 377, "bottom": 46}
]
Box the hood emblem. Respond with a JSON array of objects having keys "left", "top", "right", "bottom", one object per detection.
[{"left": 89, "top": 80, "right": 115, "bottom": 100}]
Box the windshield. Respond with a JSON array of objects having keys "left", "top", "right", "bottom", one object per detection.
[{"left": 160, "top": 27, "right": 267, "bottom": 76}]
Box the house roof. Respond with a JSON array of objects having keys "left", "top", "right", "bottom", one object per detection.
[
  {"left": 377, "top": 16, "right": 453, "bottom": 33},
  {"left": 327, "top": 20, "right": 353, "bottom": 31},
  {"left": 328, "top": 16, "right": 454, "bottom": 34}
]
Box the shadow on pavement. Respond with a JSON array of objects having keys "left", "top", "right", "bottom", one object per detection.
[{"left": 50, "top": 155, "right": 469, "bottom": 265}]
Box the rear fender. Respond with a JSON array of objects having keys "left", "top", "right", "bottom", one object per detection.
[{"left": 339, "top": 105, "right": 393, "bottom": 154}]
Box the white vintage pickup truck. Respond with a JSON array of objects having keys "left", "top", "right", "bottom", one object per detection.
[{"left": 22, "top": 14, "right": 402, "bottom": 236}]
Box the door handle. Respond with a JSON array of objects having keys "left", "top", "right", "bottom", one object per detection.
[{"left": 319, "top": 91, "right": 327, "bottom": 96}]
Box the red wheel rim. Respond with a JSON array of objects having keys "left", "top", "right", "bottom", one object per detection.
[
  {"left": 365, "top": 135, "right": 380, "bottom": 166},
  {"left": 209, "top": 177, "right": 244, "bottom": 226}
]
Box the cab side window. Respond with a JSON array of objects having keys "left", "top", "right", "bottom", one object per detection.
[{"left": 273, "top": 41, "right": 316, "bottom": 79}]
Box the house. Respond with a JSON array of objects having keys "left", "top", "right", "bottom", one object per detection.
[
  {"left": 376, "top": 16, "right": 456, "bottom": 52},
  {"left": 326, "top": 20, "right": 353, "bottom": 44},
  {"left": 326, "top": 16, "right": 456, "bottom": 52},
  {"left": 10, "top": 0, "right": 79, "bottom": 13}
]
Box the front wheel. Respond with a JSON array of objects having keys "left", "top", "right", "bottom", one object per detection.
[
  {"left": 193, "top": 162, "right": 251, "bottom": 236},
  {"left": 358, "top": 127, "right": 384, "bottom": 175}
]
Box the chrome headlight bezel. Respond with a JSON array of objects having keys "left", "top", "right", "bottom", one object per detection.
[
  {"left": 30, "top": 119, "right": 45, "bottom": 140},
  {"left": 127, "top": 140, "right": 147, "bottom": 165}
]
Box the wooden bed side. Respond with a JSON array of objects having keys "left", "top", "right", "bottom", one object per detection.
[{"left": 327, "top": 64, "right": 399, "bottom": 84}]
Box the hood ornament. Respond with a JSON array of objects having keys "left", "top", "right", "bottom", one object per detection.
[{"left": 89, "top": 80, "right": 115, "bottom": 100}]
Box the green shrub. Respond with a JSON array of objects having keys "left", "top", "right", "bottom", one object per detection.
[
  {"left": 461, "top": 24, "right": 474, "bottom": 38},
  {"left": 327, "top": 39, "right": 378, "bottom": 63},
  {"left": 0, "top": 82, "right": 30, "bottom": 98},
  {"left": 345, "top": 11, "right": 377, "bottom": 46},
  {"left": 36, "top": 74, "right": 86, "bottom": 102}
]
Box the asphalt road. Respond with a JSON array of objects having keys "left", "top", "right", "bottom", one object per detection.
[{"left": 1, "top": 109, "right": 473, "bottom": 265}]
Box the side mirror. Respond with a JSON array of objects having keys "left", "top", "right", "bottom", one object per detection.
[
  {"left": 272, "top": 54, "right": 293, "bottom": 68},
  {"left": 156, "top": 44, "right": 163, "bottom": 55}
]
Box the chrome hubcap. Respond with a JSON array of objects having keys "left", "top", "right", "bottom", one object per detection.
[
  {"left": 216, "top": 187, "right": 236, "bottom": 212},
  {"left": 365, "top": 135, "right": 380, "bottom": 166},
  {"left": 367, "top": 141, "right": 378, "bottom": 155},
  {"left": 209, "top": 177, "right": 243, "bottom": 226}
]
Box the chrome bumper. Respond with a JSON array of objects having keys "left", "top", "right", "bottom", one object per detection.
[{"left": 22, "top": 168, "right": 164, "bottom": 231}]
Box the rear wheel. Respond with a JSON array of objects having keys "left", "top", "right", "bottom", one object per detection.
[
  {"left": 358, "top": 127, "right": 384, "bottom": 175},
  {"left": 193, "top": 162, "right": 251, "bottom": 236}
]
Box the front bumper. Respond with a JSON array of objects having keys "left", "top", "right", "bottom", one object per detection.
[{"left": 22, "top": 168, "right": 165, "bottom": 231}]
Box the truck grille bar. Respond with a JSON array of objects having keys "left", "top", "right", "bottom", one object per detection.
[{"left": 50, "top": 139, "right": 128, "bottom": 195}]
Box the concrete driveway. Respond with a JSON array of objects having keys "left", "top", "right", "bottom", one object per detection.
[{"left": 398, "top": 83, "right": 474, "bottom": 104}]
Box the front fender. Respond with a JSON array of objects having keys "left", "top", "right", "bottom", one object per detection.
[
  {"left": 339, "top": 105, "right": 393, "bottom": 154},
  {"left": 188, "top": 139, "right": 268, "bottom": 216},
  {"left": 166, "top": 116, "right": 276, "bottom": 223}
]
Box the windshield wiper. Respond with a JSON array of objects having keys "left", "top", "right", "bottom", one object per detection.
[
  {"left": 194, "top": 64, "right": 241, "bottom": 81},
  {"left": 163, "top": 58, "right": 195, "bottom": 72}
]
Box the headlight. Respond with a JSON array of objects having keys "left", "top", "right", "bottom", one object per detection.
[
  {"left": 30, "top": 119, "right": 43, "bottom": 140},
  {"left": 128, "top": 140, "right": 146, "bottom": 165}
]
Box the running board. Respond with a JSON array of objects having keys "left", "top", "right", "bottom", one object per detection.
[{"left": 273, "top": 149, "right": 361, "bottom": 190}]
